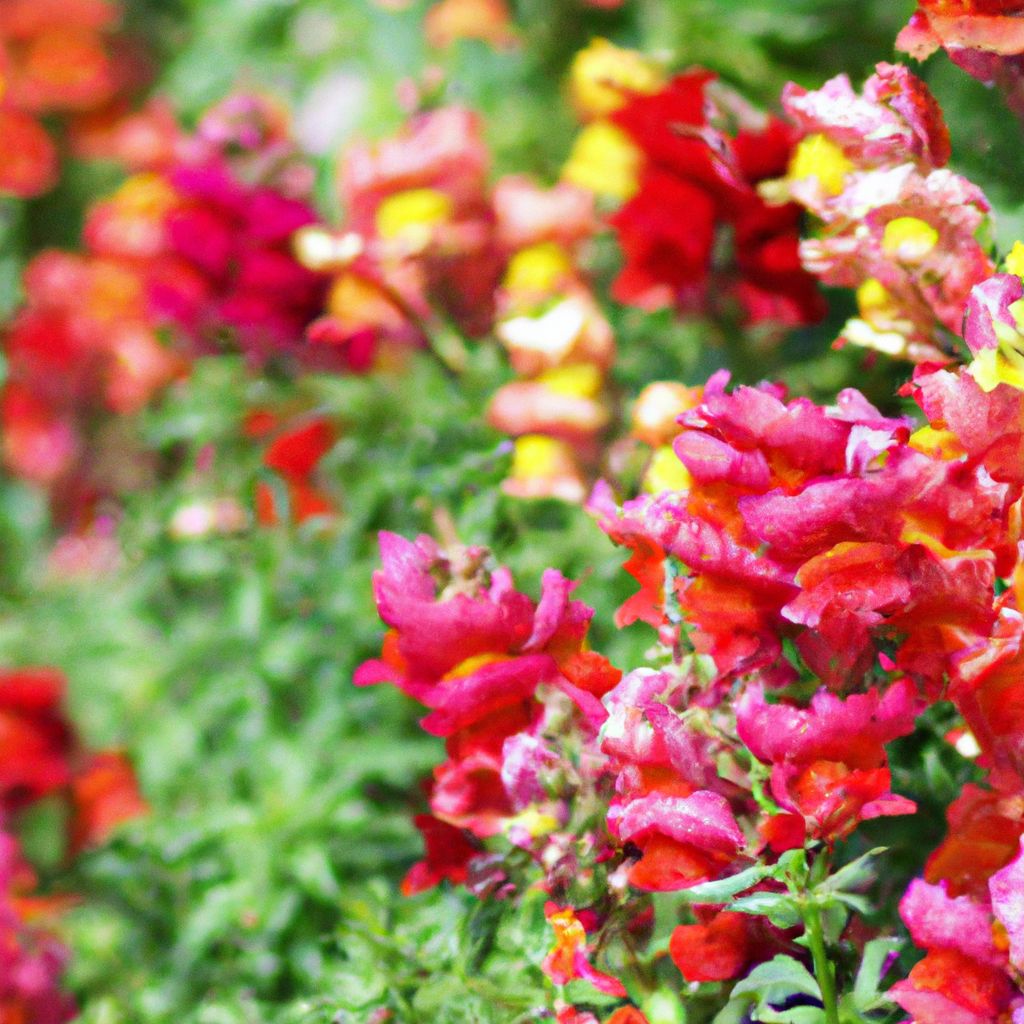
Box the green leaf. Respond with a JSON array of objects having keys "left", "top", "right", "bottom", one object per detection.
[
  {"left": 463, "top": 897, "right": 506, "bottom": 975},
  {"left": 852, "top": 938, "right": 902, "bottom": 1009},
  {"left": 819, "top": 848, "right": 887, "bottom": 895},
  {"left": 831, "top": 892, "right": 872, "bottom": 915},
  {"left": 777, "top": 849, "right": 809, "bottom": 887},
  {"left": 643, "top": 988, "right": 686, "bottom": 1024},
  {"left": 730, "top": 893, "right": 803, "bottom": 929},
  {"left": 730, "top": 955, "right": 822, "bottom": 1004},
  {"left": 676, "top": 864, "right": 773, "bottom": 903}
]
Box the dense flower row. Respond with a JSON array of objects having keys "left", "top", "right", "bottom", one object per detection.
[
  {"left": 355, "top": 34, "right": 1024, "bottom": 1023},
  {"left": 360, "top": 365, "right": 1024, "bottom": 1021},
  {"left": 3, "top": 41, "right": 840, "bottom": 535}
]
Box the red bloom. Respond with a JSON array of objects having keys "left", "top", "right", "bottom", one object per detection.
[
  {"left": 0, "top": 108, "right": 58, "bottom": 198},
  {"left": 254, "top": 417, "right": 336, "bottom": 525},
  {"left": 593, "top": 370, "right": 1016, "bottom": 691},
  {"left": 608, "top": 73, "right": 824, "bottom": 327},
  {"left": 0, "top": 0, "right": 139, "bottom": 199},
  {"left": 898, "top": 0, "right": 1024, "bottom": 61},
  {"left": 358, "top": 532, "right": 618, "bottom": 888},
  {"left": 891, "top": 948, "right": 1015, "bottom": 1024},
  {"left": 740, "top": 680, "right": 918, "bottom": 837},
  {"left": 609, "top": 168, "right": 717, "bottom": 311},
  {"left": 610, "top": 790, "right": 745, "bottom": 891},
  {"left": 68, "top": 751, "right": 147, "bottom": 855},
  {"left": 0, "top": 669, "right": 74, "bottom": 813},
  {"left": 400, "top": 814, "right": 479, "bottom": 896},
  {"left": 542, "top": 903, "right": 627, "bottom": 997},
  {"left": 925, "top": 784, "right": 1024, "bottom": 900},
  {"left": 669, "top": 911, "right": 750, "bottom": 982}
]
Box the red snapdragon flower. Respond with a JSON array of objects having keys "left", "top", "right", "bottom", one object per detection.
[
  {"left": 0, "top": 0, "right": 144, "bottom": 198},
  {"left": 332, "top": 105, "right": 504, "bottom": 341},
  {"left": 356, "top": 532, "right": 620, "bottom": 891},
  {"left": 0, "top": 667, "right": 145, "bottom": 855},
  {"left": 899, "top": 0, "right": 1024, "bottom": 58},
  {"left": 542, "top": 902, "right": 627, "bottom": 997},
  {"left": 607, "top": 73, "right": 825, "bottom": 327},
  {"left": 591, "top": 369, "right": 1016, "bottom": 691},
  {"left": 253, "top": 416, "right": 337, "bottom": 526},
  {"left": 895, "top": 836, "right": 1024, "bottom": 1024},
  {"left": 83, "top": 94, "right": 330, "bottom": 367},
  {"left": 669, "top": 910, "right": 750, "bottom": 983},
  {"left": 737, "top": 681, "right": 919, "bottom": 844},
  {"left": 0, "top": 669, "right": 74, "bottom": 813},
  {"left": 68, "top": 751, "right": 147, "bottom": 856}
]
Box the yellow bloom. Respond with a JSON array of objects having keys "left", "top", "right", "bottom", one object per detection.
[
  {"left": 110, "top": 172, "right": 179, "bottom": 218},
  {"left": 856, "top": 278, "right": 895, "bottom": 324},
  {"left": 504, "top": 807, "right": 558, "bottom": 838},
  {"left": 881, "top": 217, "right": 939, "bottom": 263},
  {"left": 908, "top": 425, "right": 963, "bottom": 460},
  {"left": 969, "top": 298, "right": 1024, "bottom": 393},
  {"left": 787, "top": 134, "right": 853, "bottom": 196},
  {"left": 562, "top": 120, "right": 641, "bottom": 201},
  {"left": 375, "top": 188, "right": 452, "bottom": 243},
  {"left": 537, "top": 363, "right": 602, "bottom": 399},
  {"left": 511, "top": 435, "right": 569, "bottom": 478},
  {"left": 569, "top": 37, "right": 663, "bottom": 119},
  {"left": 969, "top": 345, "right": 1024, "bottom": 393},
  {"left": 644, "top": 445, "right": 692, "bottom": 494},
  {"left": 503, "top": 242, "right": 573, "bottom": 296},
  {"left": 1006, "top": 240, "right": 1024, "bottom": 278}
]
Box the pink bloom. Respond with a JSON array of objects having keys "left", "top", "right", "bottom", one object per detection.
[{"left": 990, "top": 836, "right": 1024, "bottom": 970}]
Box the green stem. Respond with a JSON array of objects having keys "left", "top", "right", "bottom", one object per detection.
[{"left": 804, "top": 901, "right": 840, "bottom": 1024}]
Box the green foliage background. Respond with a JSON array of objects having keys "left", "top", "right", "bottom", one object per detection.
[{"left": 0, "top": 0, "right": 1017, "bottom": 1020}]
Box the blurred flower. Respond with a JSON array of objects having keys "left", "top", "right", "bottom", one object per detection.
[
  {"left": 568, "top": 39, "right": 664, "bottom": 120},
  {"left": 252, "top": 416, "right": 338, "bottom": 526},
  {"left": 0, "top": 108, "right": 58, "bottom": 197},
  {"left": 0, "top": 832, "right": 76, "bottom": 1024},
  {"left": 68, "top": 751, "right": 147, "bottom": 855},
  {"left": 0, "top": 0, "right": 146, "bottom": 197},
  {"left": 776, "top": 63, "right": 992, "bottom": 361},
  {"left": 898, "top": 1, "right": 1024, "bottom": 121},
  {"left": 424, "top": 0, "right": 516, "bottom": 49}
]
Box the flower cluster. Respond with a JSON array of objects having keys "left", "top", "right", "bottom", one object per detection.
[
  {"left": 0, "top": 666, "right": 145, "bottom": 1021},
  {"left": 874, "top": 363, "right": 1024, "bottom": 1021},
  {"left": 488, "top": 177, "right": 615, "bottom": 502},
  {"left": 354, "top": 530, "right": 621, "bottom": 897},
  {"left": 777, "top": 62, "right": 993, "bottom": 361},
  {"left": 299, "top": 103, "right": 502, "bottom": 360},
  {"left": 563, "top": 40, "right": 825, "bottom": 331},
  {"left": 297, "top": 99, "right": 620, "bottom": 501},
  {"left": 0, "top": 0, "right": 143, "bottom": 198},
  {"left": 360, "top": 341, "right": 1024, "bottom": 1016},
  {"left": 1, "top": 92, "right": 330, "bottom": 529}
]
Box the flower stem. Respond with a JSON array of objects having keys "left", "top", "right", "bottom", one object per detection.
[{"left": 804, "top": 900, "right": 840, "bottom": 1024}]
